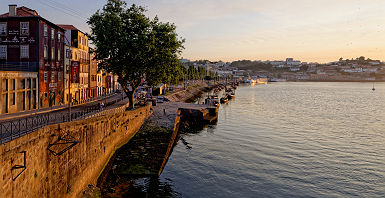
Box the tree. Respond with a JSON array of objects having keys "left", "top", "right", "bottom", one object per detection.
[{"left": 88, "top": 0, "right": 184, "bottom": 109}]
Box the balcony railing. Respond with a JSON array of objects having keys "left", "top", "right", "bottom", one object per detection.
[{"left": 0, "top": 62, "right": 38, "bottom": 72}]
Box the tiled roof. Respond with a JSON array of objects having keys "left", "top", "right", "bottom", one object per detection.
[
  {"left": 0, "top": 6, "right": 39, "bottom": 17},
  {"left": 57, "top": 24, "right": 79, "bottom": 31}
]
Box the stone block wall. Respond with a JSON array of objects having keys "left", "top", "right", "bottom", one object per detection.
[{"left": 0, "top": 104, "right": 151, "bottom": 198}]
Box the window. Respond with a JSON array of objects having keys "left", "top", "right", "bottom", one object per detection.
[
  {"left": 19, "top": 79, "right": 25, "bottom": 89},
  {"left": 44, "top": 25, "right": 48, "bottom": 37},
  {"left": 27, "top": 79, "right": 31, "bottom": 89},
  {"left": 51, "top": 72, "right": 55, "bottom": 82},
  {"left": 58, "top": 33, "right": 61, "bottom": 42},
  {"left": 20, "top": 22, "right": 29, "bottom": 35},
  {"left": 44, "top": 71, "right": 48, "bottom": 82},
  {"left": 51, "top": 47, "right": 55, "bottom": 60},
  {"left": 58, "top": 72, "right": 61, "bottom": 82},
  {"left": 0, "top": 45, "right": 6, "bottom": 59},
  {"left": 58, "top": 48, "right": 61, "bottom": 61},
  {"left": 11, "top": 79, "right": 15, "bottom": 90},
  {"left": 20, "top": 45, "right": 29, "bottom": 58},
  {"left": 0, "top": 23, "right": 6, "bottom": 35},
  {"left": 44, "top": 45, "right": 48, "bottom": 59},
  {"left": 51, "top": 29, "right": 55, "bottom": 40},
  {"left": 2, "top": 79, "right": 8, "bottom": 91},
  {"left": 10, "top": 93, "right": 15, "bottom": 105}
]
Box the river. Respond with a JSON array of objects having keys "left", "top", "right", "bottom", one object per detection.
[{"left": 112, "top": 82, "right": 385, "bottom": 197}]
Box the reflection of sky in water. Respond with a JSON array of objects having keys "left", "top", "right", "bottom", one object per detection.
[
  {"left": 159, "top": 82, "right": 385, "bottom": 198},
  {"left": 102, "top": 82, "right": 385, "bottom": 197}
]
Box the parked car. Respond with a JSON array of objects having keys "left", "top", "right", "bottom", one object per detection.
[{"left": 157, "top": 96, "right": 164, "bottom": 103}]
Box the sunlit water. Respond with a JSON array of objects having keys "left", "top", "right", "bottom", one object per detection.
[{"left": 137, "top": 82, "right": 385, "bottom": 197}]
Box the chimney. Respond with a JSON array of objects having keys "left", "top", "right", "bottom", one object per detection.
[{"left": 9, "top": 4, "right": 17, "bottom": 16}]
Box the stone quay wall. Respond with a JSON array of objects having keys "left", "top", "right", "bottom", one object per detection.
[{"left": 0, "top": 104, "right": 151, "bottom": 198}]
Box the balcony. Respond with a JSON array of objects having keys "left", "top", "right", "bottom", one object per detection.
[{"left": 0, "top": 62, "right": 38, "bottom": 72}]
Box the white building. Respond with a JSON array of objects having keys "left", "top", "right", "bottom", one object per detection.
[{"left": 286, "top": 58, "right": 301, "bottom": 66}]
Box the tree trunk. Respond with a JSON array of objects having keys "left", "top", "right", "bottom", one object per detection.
[
  {"left": 119, "top": 78, "right": 140, "bottom": 110},
  {"left": 127, "top": 90, "right": 135, "bottom": 109}
]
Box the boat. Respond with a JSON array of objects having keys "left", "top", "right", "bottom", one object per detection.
[
  {"left": 205, "top": 97, "right": 219, "bottom": 107},
  {"left": 220, "top": 97, "right": 228, "bottom": 104},
  {"left": 227, "top": 92, "right": 235, "bottom": 100},
  {"left": 256, "top": 78, "right": 268, "bottom": 85}
]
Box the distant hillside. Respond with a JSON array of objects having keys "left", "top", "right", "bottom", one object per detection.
[{"left": 230, "top": 60, "right": 274, "bottom": 72}]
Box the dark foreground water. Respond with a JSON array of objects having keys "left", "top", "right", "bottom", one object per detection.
[{"left": 121, "top": 82, "right": 385, "bottom": 197}]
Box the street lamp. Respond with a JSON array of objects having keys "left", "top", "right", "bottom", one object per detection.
[{"left": 68, "top": 49, "right": 72, "bottom": 121}]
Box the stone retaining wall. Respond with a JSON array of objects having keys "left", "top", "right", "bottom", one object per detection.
[
  {"left": 0, "top": 104, "right": 151, "bottom": 198},
  {"left": 166, "top": 83, "right": 215, "bottom": 102}
]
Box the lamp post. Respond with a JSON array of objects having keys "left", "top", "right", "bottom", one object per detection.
[
  {"left": 64, "top": 34, "right": 72, "bottom": 122},
  {"left": 68, "top": 49, "right": 72, "bottom": 121}
]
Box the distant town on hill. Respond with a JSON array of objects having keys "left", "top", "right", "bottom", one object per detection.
[{"left": 181, "top": 56, "right": 385, "bottom": 82}]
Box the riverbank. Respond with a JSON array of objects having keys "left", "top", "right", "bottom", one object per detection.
[
  {"left": 0, "top": 102, "right": 151, "bottom": 198},
  {"left": 166, "top": 81, "right": 217, "bottom": 102},
  {"left": 95, "top": 82, "right": 221, "bottom": 197}
]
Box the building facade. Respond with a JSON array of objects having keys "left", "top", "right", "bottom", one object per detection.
[
  {"left": 97, "top": 70, "right": 103, "bottom": 97},
  {"left": 89, "top": 50, "right": 97, "bottom": 98},
  {"left": 59, "top": 24, "right": 89, "bottom": 104},
  {"left": 0, "top": 5, "right": 64, "bottom": 113},
  {"left": 63, "top": 44, "right": 80, "bottom": 104}
]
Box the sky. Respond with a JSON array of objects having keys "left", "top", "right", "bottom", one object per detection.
[{"left": 2, "top": 0, "right": 385, "bottom": 63}]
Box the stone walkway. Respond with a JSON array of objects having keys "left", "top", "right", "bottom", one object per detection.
[{"left": 147, "top": 102, "right": 213, "bottom": 129}]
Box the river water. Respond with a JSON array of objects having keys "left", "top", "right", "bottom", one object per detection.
[{"left": 122, "top": 82, "right": 385, "bottom": 197}]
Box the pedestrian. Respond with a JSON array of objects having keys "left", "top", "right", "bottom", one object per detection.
[{"left": 99, "top": 101, "right": 103, "bottom": 111}]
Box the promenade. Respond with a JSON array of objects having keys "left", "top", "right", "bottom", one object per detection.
[{"left": 0, "top": 93, "right": 126, "bottom": 143}]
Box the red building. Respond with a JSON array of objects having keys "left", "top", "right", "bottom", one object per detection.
[{"left": 0, "top": 5, "right": 64, "bottom": 111}]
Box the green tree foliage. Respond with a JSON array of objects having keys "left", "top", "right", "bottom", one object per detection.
[
  {"left": 300, "top": 65, "right": 309, "bottom": 71},
  {"left": 88, "top": 0, "right": 184, "bottom": 109}
]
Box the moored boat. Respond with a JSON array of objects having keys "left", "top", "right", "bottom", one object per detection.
[
  {"left": 220, "top": 97, "right": 228, "bottom": 104},
  {"left": 256, "top": 78, "right": 268, "bottom": 85},
  {"left": 227, "top": 92, "right": 235, "bottom": 100}
]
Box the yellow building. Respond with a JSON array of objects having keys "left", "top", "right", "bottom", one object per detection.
[
  {"left": 63, "top": 45, "right": 80, "bottom": 104},
  {"left": 0, "top": 72, "right": 38, "bottom": 114},
  {"left": 59, "top": 25, "right": 89, "bottom": 104},
  {"left": 77, "top": 31, "right": 89, "bottom": 103}
]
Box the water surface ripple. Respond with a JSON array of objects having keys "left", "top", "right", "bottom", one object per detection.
[{"left": 159, "top": 82, "right": 385, "bottom": 198}]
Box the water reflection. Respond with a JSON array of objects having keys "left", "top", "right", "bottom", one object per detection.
[
  {"left": 102, "top": 176, "right": 180, "bottom": 198},
  {"left": 180, "top": 137, "right": 192, "bottom": 150}
]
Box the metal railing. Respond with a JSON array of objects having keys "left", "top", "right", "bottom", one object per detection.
[
  {"left": 0, "top": 95, "right": 127, "bottom": 144},
  {"left": 0, "top": 63, "right": 38, "bottom": 72}
]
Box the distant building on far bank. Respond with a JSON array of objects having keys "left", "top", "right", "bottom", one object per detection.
[{"left": 286, "top": 58, "right": 301, "bottom": 66}]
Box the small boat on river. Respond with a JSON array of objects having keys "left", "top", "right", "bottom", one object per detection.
[
  {"left": 205, "top": 96, "right": 219, "bottom": 107},
  {"left": 227, "top": 92, "right": 235, "bottom": 100}
]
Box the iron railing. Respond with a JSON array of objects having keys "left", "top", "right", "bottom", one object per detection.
[{"left": 0, "top": 95, "right": 127, "bottom": 144}]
